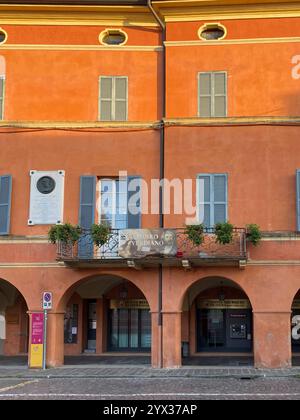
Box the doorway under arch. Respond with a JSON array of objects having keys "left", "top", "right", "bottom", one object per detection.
[
  {"left": 0, "top": 278, "right": 29, "bottom": 366},
  {"left": 181, "top": 277, "right": 254, "bottom": 367},
  {"left": 61, "top": 275, "right": 152, "bottom": 366}
]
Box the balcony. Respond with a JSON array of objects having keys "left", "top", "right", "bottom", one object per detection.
[{"left": 57, "top": 227, "right": 247, "bottom": 268}]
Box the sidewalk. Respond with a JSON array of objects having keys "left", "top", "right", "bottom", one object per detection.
[{"left": 0, "top": 365, "right": 299, "bottom": 379}]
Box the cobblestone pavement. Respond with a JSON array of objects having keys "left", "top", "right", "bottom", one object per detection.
[
  {"left": 0, "top": 376, "right": 299, "bottom": 400},
  {"left": 0, "top": 365, "right": 300, "bottom": 379}
]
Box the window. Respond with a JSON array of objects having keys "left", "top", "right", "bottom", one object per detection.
[
  {"left": 99, "top": 178, "right": 128, "bottom": 229},
  {"left": 197, "top": 174, "right": 228, "bottom": 227},
  {"left": 0, "top": 29, "right": 7, "bottom": 45},
  {"left": 199, "top": 23, "right": 226, "bottom": 41},
  {"left": 100, "top": 29, "right": 127, "bottom": 46},
  {"left": 99, "top": 76, "right": 128, "bottom": 121},
  {"left": 0, "top": 76, "right": 4, "bottom": 120},
  {"left": 198, "top": 72, "right": 227, "bottom": 117}
]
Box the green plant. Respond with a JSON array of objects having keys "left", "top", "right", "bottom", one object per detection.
[
  {"left": 185, "top": 224, "right": 205, "bottom": 246},
  {"left": 48, "top": 223, "right": 81, "bottom": 244},
  {"left": 246, "top": 224, "right": 262, "bottom": 246},
  {"left": 215, "top": 222, "right": 234, "bottom": 245},
  {"left": 91, "top": 223, "right": 111, "bottom": 246}
]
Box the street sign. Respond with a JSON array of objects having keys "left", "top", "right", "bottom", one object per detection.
[{"left": 42, "top": 292, "right": 52, "bottom": 310}]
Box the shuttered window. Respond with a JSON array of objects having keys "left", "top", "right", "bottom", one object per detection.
[
  {"left": 197, "top": 174, "right": 228, "bottom": 227},
  {"left": 297, "top": 170, "right": 300, "bottom": 231},
  {"left": 198, "top": 72, "right": 227, "bottom": 117},
  {"left": 0, "top": 175, "right": 12, "bottom": 235},
  {"left": 0, "top": 76, "right": 4, "bottom": 120},
  {"left": 99, "top": 76, "right": 128, "bottom": 121}
]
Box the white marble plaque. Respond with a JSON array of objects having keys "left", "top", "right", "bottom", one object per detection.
[{"left": 28, "top": 170, "right": 65, "bottom": 225}]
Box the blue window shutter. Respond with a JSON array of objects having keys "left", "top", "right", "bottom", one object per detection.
[
  {"left": 78, "top": 176, "right": 96, "bottom": 258},
  {"left": 0, "top": 175, "right": 12, "bottom": 235},
  {"left": 297, "top": 170, "right": 300, "bottom": 231},
  {"left": 213, "top": 174, "right": 228, "bottom": 225},
  {"left": 127, "top": 176, "right": 141, "bottom": 228},
  {"left": 197, "top": 174, "right": 211, "bottom": 227}
]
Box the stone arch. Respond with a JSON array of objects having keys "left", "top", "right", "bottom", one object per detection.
[
  {"left": 0, "top": 278, "right": 29, "bottom": 356},
  {"left": 179, "top": 275, "right": 254, "bottom": 312},
  {"left": 56, "top": 272, "right": 156, "bottom": 313}
]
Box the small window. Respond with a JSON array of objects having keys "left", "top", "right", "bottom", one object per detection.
[
  {"left": 199, "top": 23, "right": 226, "bottom": 41},
  {"left": 100, "top": 29, "right": 127, "bottom": 46},
  {"left": 198, "top": 71, "right": 227, "bottom": 117},
  {"left": 99, "top": 76, "right": 128, "bottom": 121},
  {"left": 0, "top": 29, "right": 7, "bottom": 45}
]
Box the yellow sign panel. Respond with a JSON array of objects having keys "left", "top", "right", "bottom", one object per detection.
[
  {"left": 30, "top": 344, "right": 43, "bottom": 368},
  {"left": 110, "top": 299, "right": 150, "bottom": 310},
  {"left": 198, "top": 299, "right": 251, "bottom": 310}
]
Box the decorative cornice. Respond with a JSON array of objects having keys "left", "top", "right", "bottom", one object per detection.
[
  {"left": 0, "top": 44, "right": 162, "bottom": 51},
  {"left": 0, "top": 120, "right": 162, "bottom": 129},
  {"left": 0, "top": 4, "right": 159, "bottom": 26},
  {"left": 164, "top": 117, "right": 300, "bottom": 126},
  {"left": 153, "top": 1, "right": 300, "bottom": 22},
  {"left": 0, "top": 262, "right": 65, "bottom": 268},
  {"left": 165, "top": 37, "right": 300, "bottom": 47}
]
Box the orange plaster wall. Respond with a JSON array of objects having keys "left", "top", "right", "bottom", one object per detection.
[
  {"left": 4, "top": 295, "right": 28, "bottom": 355},
  {"left": 166, "top": 18, "right": 300, "bottom": 41},
  {"left": 164, "top": 125, "right": 300, "bottom": 231},
  {"left": 0, "top": 129, "right": 160, "bottom": 236},
  {"left": 166, "top": 42, "right": 300, "bottom": 117},
  {"left": 0, "top": 48, "right": 162, "bottom": 121},
  {"left": 2, "top": 25, "right": 161, "bottom": 46},
  {"left": 64, "top": 293, "right": 83, "bottom": 356}
]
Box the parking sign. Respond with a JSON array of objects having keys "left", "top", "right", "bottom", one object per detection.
[{"left": 42, "top": 292, "right": 52, "bottom": 310}]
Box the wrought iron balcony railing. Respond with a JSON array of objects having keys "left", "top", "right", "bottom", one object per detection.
[{"left": 57, "top": 227, "right": 247, "bottom": 266}]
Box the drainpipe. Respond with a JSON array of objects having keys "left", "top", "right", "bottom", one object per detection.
[{"left": 147, "top": 0, "right": 166, "bottom": 369}]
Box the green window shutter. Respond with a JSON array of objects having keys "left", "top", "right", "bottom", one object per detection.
[
  {"left": 0, "top": 175, "right": 12, "bottom": 235},
  {"left": 127, "top": 176, "right": 141, "bottom": 228},
  {"left": 297, "top": 170, "right": 300, "bottom": 231},
  {"left": 99, "top": 76, "right": 128, "bottom": 121},
  {"left": 78, "top": 176, "right": 96, "bottom": 258},
  {"left": 199, "top": 73, "right": 212, "bottom": 117},
  {"left": 198, "top": 72, "right": 227, "bottom": 117},
  {"left": 99, "top": 77, "right": 113, "bottom": 121}
]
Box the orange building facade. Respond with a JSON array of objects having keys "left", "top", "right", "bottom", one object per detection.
[{"left": 0, "top": 0, "right": 300, "bottom": 369}]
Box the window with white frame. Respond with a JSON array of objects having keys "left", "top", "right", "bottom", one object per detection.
[
  {"left": 198, "top": 71, "right": 227, "bottom": 117},
  {"left": 99, "top": 76, "right": 128, "bottom": 121},
  {"left": 99, "top": 178, "right": 128, "bottom": 229},
  {"left": 0, "top": 76, "right": 4, "bottom": 120},
  {"left": 197, "top": 174, "right": 228, "bottom": 227}
]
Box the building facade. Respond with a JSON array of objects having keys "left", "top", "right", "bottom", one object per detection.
[{"left": 0, "top": 0, "right": 300, "bottom": 368}]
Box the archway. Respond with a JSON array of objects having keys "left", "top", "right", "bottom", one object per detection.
[
  {"left": 181, "top": 277, "right": 254, "bottom": 367},
  {"left": 0, "top": 278, "right": 29, "bottom": 365},
  {"left": 291, "top": 290, "right": 300, "bottom": 366},
  {"left": 60, "top": 275, "right": 152, "bottom": 366}
]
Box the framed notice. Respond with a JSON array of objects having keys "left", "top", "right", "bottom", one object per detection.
[{"left": 28, "top": 170, "right": 65, "bottom": 225}]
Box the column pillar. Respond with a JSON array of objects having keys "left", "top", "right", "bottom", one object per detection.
[
  {"left": 151, "top": 311, "right": 161, "bottom": 368},
  {"left": 46, "top": 311, "right": 65, "bottom": 367},
  {"left": 253, "top": 311, "right": 292, "bottom": 368},
  {"left": 162, "top": 311, "right": 182, "bottom": 368}
]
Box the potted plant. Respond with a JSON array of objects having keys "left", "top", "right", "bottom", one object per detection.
[
  {"left": 246, "top": 224, "right": 262, "bottom": 246},
  {"left": 215, "top": 222, "right": 234, "bottom": 245},
  {"left": 184, "top": 223, "right": 205, "bottom": 247},
  {"left": 48, "top": 223, "right": 81, "bottom": 244},
  {"left": 91, "top": 223, "right": 111, "bottom": 247}
]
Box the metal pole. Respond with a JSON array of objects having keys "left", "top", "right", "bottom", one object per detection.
[
  {"left": 148, "top": 0, "right": 166, "bottom": 369},
  {"left": 42, "top": 309, "right": 47, "bottom": 370}
]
